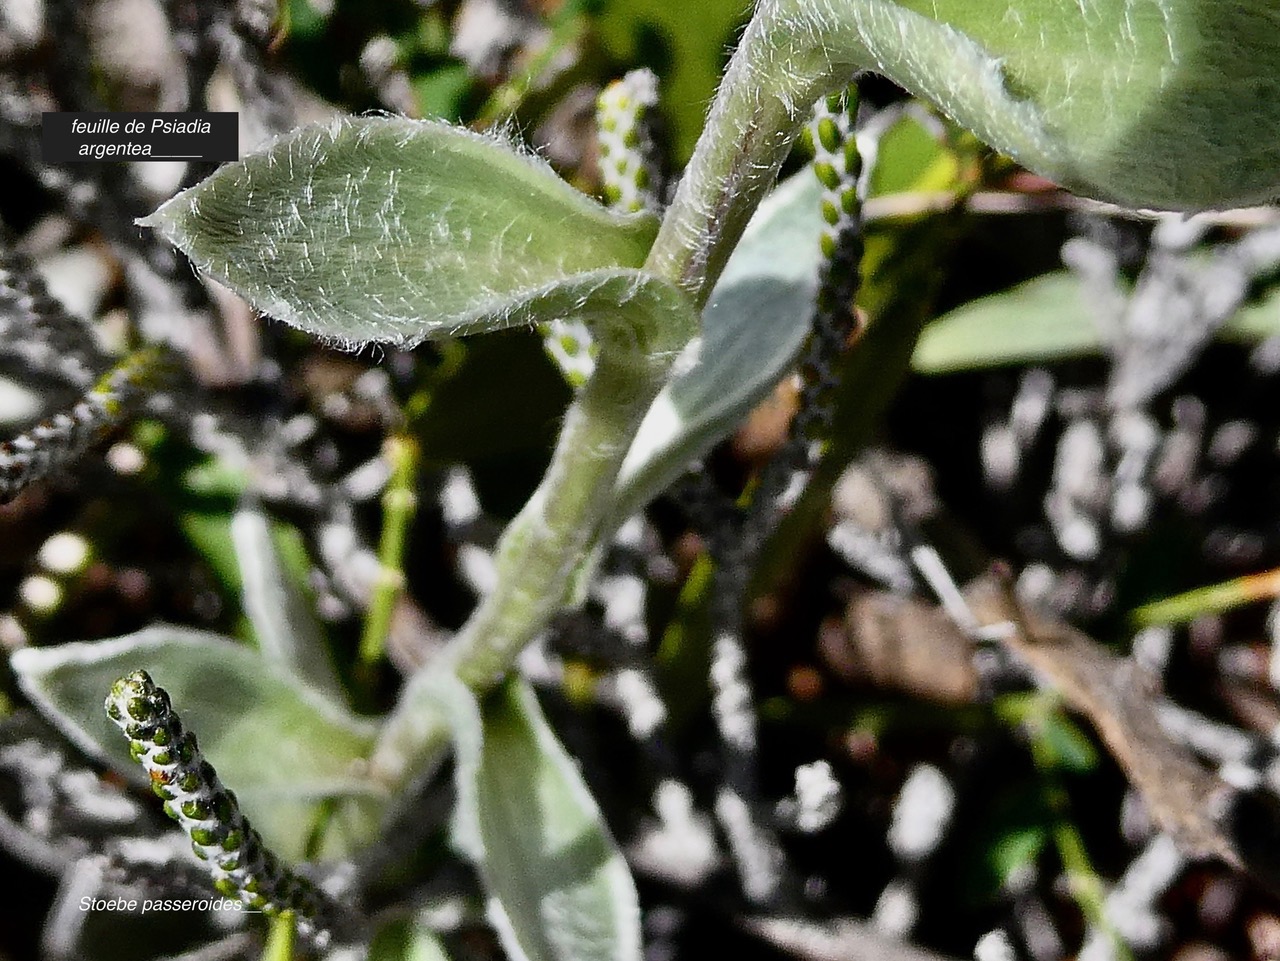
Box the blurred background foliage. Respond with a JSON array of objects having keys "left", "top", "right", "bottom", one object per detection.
[{"left": 8, "top": 1, "right": 1280, "bottom": 959}]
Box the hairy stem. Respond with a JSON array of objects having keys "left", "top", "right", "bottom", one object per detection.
[{"left": 371, "top": 278, "right": 694, "bottom": 792}]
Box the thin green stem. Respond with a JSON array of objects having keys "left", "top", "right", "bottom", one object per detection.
[
  {"left": 1024, "top": 699, "right": 1133, "bottom": 961},
  {"left": 358, "top": 435, "right": 420, "bottom": 667},
  {"left": 261, "top": 912, "right": 299, "bottom": 961},
  {"left": 643, "top": 3, "right": 837, "bottom": 305}
]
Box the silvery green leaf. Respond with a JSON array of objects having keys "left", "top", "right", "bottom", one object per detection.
[
  {"left": 801, "top": 0, "right": 1280, "bottom": 209},
  {"left": 610, "top": 170, "right": 822, "bottom": 521},
  {"left": 139, "top": 116, "right": 659, "bottom": 345},
  {"left": 231, "top": 502, "right": 345, "bottom": 701},
  {"left": 11, "top": 628, "right": 383, "bottom": 860},
  {"left": 435, "top": 673, "right": 641, "bottom": 961}
]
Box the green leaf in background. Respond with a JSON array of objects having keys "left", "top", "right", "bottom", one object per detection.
[
  {"left": 10, "top": 628, "right": 383, "bottom": 860},
  {"left": 989, "top": 824, "right": 1049, "bottom": 889},
  {"left": 996, "top": 693, "right": 1098, "bottom": 774},
  {"left": 867, "top": 113, "right": 961, "bottom": 199},
  {"left": 610, "top": 169, "right": 822, "bottom": 521},
  {"left": 369, "top": 918, "right": 452, "bottom": 961},
  {"left": 1036, "top": 710, "right": 1099, "bottom": 774},
  {"left": 911, "top": 272, "right": 1102, "bottom": 374},
  {"left": 140, "top": 117, "right": 659, "bottom": 346},
  {"left": 439, "top": 674, "right": 641, "bottom": 961},
  {"left": 231, "top": 502, "right": 346, "bottom": 701},
  {"left": 912, "top": 270, "right": 1280, "bottom": 375}
]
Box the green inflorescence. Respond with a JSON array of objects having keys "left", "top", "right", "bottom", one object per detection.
[
  {"left": 0, "top": 347, "right": 168, "bottom": 505},
  {"left": 104, "top": 670, "right": 343, "bottom": 949},
  {"left": 793, "top": 88, "right": 865, "bottom": 445},
  {"left": 539, "top": 69, "right": 666, "bottom": 391}
]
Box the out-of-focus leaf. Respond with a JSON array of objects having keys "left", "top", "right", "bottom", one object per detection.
[
  {"left": 989, "top": 824, "right": 1049, "bottom": 888},
  {"left": 369, "top": 918, "right": 452, "bottom": 961},
  {"left": 1038, "top": 710, "right": 1100, "bottom": 774},
  {"left": 440, "top": 674, "right": 641, "bottom": 961},
  {"left": 913, "top": 270, "right": 1280, "bottom": 374},
  {"left": 1223, "top": 283, "right": 1280, "bottom": 343},
  {"left": 231, "top": 502, "right": 345, "bottom": 700},
  {"left": 911, "top": 272, "right": 1101, "bottom": 374},
  {"left": 140, "top": 117, "right": 659, "bottom": 346},
  {"left": 11, "top": 628, "right": 382, "bottom": 860},
  {"left": 997, "top": 693, "right": 1098, "bottom": 774},
  {"left": 610, "top": 169, "right": 822, "bottom": 521},
  {"left": 413, "top": 63, "right": 474, "bottom": 121},
  {"left": 868, "top": 113, "right": 959, "bottom": 198}
]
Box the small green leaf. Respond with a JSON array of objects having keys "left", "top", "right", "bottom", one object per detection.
[
  {"left": 989, "top": 824, "right": 1049, "bottom": 888},
  {"left": 913, "top": 270, "right": 1280, "bottom": 374},
  {"left": 231, "top": 502, "right": 345, "bottom": 701},
  {"left": 436, "top": 673, "right": 641, "bottom": 961},
  {"left": 611, "top": 169, "right": 822, "bottom": 521},
  {"left": 140, "top": 117, "right": 659, "bottom": 346},
  {"left": 912, "top": 272, "right": 1102, "bottom": 374},
  {"left": 11, "top": 628, "right": 383, "bottom": 860},
  {"left": 1037, "top": 710, "right": 1100, "bottom": 774}
]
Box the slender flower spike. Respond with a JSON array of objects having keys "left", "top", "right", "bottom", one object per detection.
[
  {"left": 0, "top": 348, "right": 165, "bottom": 504},
  {"left": 541, "top": 69, "right": 666, "bottom": 389},
  {"left": 104, "top": 670, "right": 342, "bottom": 949},
  {"left": 596, "top": 68, "right": 663, "bottom": 216},
  {"left": 795, "top": 89, "right": 863, "bottom": 448}
]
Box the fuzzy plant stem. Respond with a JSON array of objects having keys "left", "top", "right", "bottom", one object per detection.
[
  {"left": 372, "top": 277, "right": 694, "bottom": 791},
  {"left": 370, "top": 0, "right": 874, "bottom": 799},
  {"left": 105, "top": 670, "right": 347, "bottom": 950}
]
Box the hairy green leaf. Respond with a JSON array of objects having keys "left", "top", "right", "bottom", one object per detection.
[
  {"left": 759, "top": 0, "right": 1280, "bottom": 210},
  {"left": 11, "top": 628, "right": 382, "bottom": 860},
  {"left": 879, "top": 0, "right": 1280, "bottom": 209},
  {"left": 140, "top": 117, "right": 660, "bottom": 345},
  {"left": 434, "top": 674, "right": 641, "bottom": 961}
]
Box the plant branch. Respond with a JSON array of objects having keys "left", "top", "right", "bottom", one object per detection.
[{"left": 370, "top": 0, "right": 889, "bottom": 803}]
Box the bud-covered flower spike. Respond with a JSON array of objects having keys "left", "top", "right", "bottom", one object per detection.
[
  {"left": 105, "top": 670, "right": 344, "bottom": 950},
  {"left": 794, "top": 88, "right": 864, "bottom": 447},
  {"left": 596, "top": 68, "right": 663, "bottom": 216},
  {"left": 1, "top": 348, "right": 165, "bottom": 504},
  {"left": 542, "top": 70, "right": 666, "bottom": 389}
]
